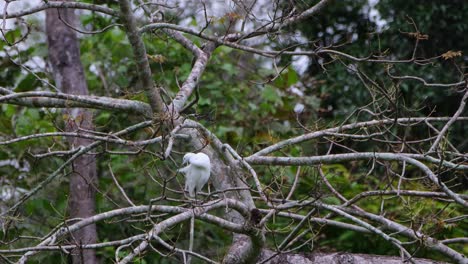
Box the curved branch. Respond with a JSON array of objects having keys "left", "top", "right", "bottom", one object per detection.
[
  {"left": 0, "top": 88, "right": 152, "bottom": 116},
  {"left": 282, "top": 0, "right": 333, "bottom": 27},
  {"left": 260, "top": 199, "right": 466, "bottom": 263},
  {"left": 343, "top": 190, "right": 468, "bottom": 206},
  {"left": 4, "top": 1, "right": 118, "bottom": 18},
  {"left": 118, "top": 0, "right": 165, "bottom": 114},
  {"left": 257, "top": 209, "right": 370, "bottom": 233},
  {"left": 0, "top": 131, "right": 188, "bottom": 147},
  {"left": 246, "top": 153, "right": 468, "bottom": 207},
  {"left": 1, "top": 121, "right": 152, "bottom": 217},
  {"left": 118, "top": 199, "right": 259, "bottom": 264},
  {"left": 429, "top": 89, "right": 468, "bottom": 152},
  {"left": 250, "top": 117, "right": 468, "bottom": 157},
  {"left": 168, "top": 43, "right": 216, "bottom": 114},
  {"left": 335, "top": 204, "right": 467, "bottom": 263},
  {"left": 15, "top": 199, "right": 246, "bottom": 262}
]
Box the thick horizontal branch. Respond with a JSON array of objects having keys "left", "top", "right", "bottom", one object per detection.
[
  {"left": 118, "top": 198, "right": 259, "bottom": 263},
  {"left": 259, "top": 251, "right": 449, "bottom": 264},
  {"left": 388, "top": 71, "right": 466, "bottom": 87},
  {"left": 251, "top": 117, "right": 468, "bottom": 157},
  {"left": 4, "top": 1, "right": 118, "bottom": 18},
  {"left": 0, "top": 131, "right": 189, "bottom": 147},
  {"left": 15, "top": 198, "right": 250, "bottom": 262},
  {"left": 0, "top": 88, "right": 152, "bottom": 116},
  {"left": 439, "top": 238, "right": 468, "bottom": 245},
  {"left": 343, "top": 190, "right": 468, "bottom": 206}
]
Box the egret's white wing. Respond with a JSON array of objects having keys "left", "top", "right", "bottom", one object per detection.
[
  {"left": 180, "top": 152, "right": 211, "bottom": 197},
  {"left": 195, "top": 167, "right": 210, "bottom": 193},
  {"left": 189, "top": 153, "right": 211, "bottom": 169},
  {"left": 190, "top": 153, "right": 211, "bottom": 194},
  {"left": 186, "top": 165, "right": 198, "bottom": 197}
]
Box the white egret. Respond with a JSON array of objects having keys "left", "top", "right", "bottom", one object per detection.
[{"left": 178, "top": 152, "right": 211, "bottom": 197}]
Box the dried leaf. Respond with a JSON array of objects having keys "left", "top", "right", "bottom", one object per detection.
[
  {"left": 441, "top": 50, "right": 462, "bottom": 60},
  {"left": 406, "top": 32, "right": 429, "bottom": 40},
  {"left": 226, "top": 12, "right": 242, "bottom": 21},
  {"left": 147, "top": 54, "right": 167, "bottom": 63}
]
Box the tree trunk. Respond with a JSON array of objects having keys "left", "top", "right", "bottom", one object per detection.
[{"left": 46, "top": 6, "right": 98, "bottom": 264}]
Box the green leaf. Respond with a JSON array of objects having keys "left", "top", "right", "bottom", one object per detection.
[
  {"left": 287, "top": 67, "right": 299, "bottom": 86},
  {"left": 2, "top": 104, "right": 17, "bottom": 118},
  {"left": 15, "top": 73, "right": 38, "bottom": 92},
  {"left": 4, "top": 28, "right": 21, "bottom": 44},
  {"left": 262, "top": 86, "right": 281, "bottom": 103}
]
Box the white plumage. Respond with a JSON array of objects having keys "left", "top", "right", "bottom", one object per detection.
[{"left": 178, "top": 152, "right": 211, "bottom": 197}]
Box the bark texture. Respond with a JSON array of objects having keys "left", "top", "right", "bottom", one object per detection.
[
  {"left": 259, "top": 251, "right": 449, "bottom": 264},
  {"left": 46, "top": 6, "right": 98, "bottom": 264}
]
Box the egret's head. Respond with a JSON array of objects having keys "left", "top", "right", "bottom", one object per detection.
[{"left": 182, "top": 152, "right": 195, "bottom": 165}]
